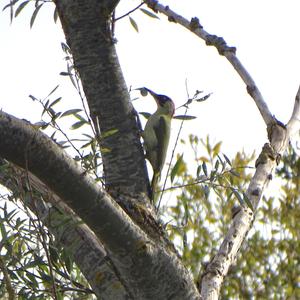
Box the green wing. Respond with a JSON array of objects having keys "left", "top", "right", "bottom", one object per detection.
[{"left": 154, "top": 115, "right": 171, "bottom": 172}]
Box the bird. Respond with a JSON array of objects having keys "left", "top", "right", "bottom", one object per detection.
[{"left": 142, "top": 88, "right": 175, "bottom": 201}]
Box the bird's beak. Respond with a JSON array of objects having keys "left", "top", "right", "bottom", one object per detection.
[{"left": 144, "top": 87, "right": 159, "bottom": 103}]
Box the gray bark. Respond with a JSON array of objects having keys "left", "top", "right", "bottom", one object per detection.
[
  {"left": 0, "top": 160, "right": 130, "bottom": 299},
  {"left": 0, "top": 112, "right": 200, "bottom": 299},
  {"left": 54, "top": 0, "right": 150, "bottom": 197}
]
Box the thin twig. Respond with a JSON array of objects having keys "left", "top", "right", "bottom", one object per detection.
[
  {"left": 115, "top": 2, "right": 145, "bottom": 21},
  {"left": 144, "top": 0, "right": 274, "bottom": 125},
  {"left": 156, "top": 80, "right": 190, "bottom": 211}
]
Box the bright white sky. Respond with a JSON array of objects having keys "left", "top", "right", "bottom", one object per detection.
[{"left": 1, "top": 0, "right": 300, "bottom": 160}]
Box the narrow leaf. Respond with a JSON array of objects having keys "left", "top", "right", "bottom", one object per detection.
[
  {"left": 30, "top": 3, "right": 43, "bottom": 28},
  {"left": 173, "top": 115, "right": 197, "bottom": 121},
  {"left": 214, "top": 159, "right": 220, "bottom": 172},
  {"left": 140, "top": 8, "right": 159, "bottom": 19},
  {"left": 171, "top": 154, "right": 183, "bottom": 183},
  {"left": 210, "top": 170, "right": 216, "bottom": 182},
  {"left": 196, "top": 93, "right": 211, "bottom": 102},
  {"left": 60, "top": 72, "right": 72, "bottom": 76},
  {"left": 243, "top": 192, "right": 254, "bottom": 211},
  {"left": 203, "top": 185, "right": 210, "bottom": 199},
  {"left": 129, "top": 16, "right": 139, "bottom": 32},
  {"left": 15, "top": 0, "right": 29, "bottom": 17},
  {"left": 202, "top": 161, "right": 208, "bottom": 177},
  {"left": 74, "top": 113, "right": 87, "bottom": 122},
  {"left": 101, "top": 128, "right": 118, "bottom": 139},
  {"left": 212, "top": 141, "right": 222, "bottom": 157},
  {"left": 48, "top": 245, "right": 59, "bottom": 264},
  {"left": 60, "top": 109, "right": 82, "bottom": 118},
  {"left": 196, "top": 165, "right": 201, "bottom": 178},
  {"left": 29, "top": 94, "right": 37, "bottom": 101},
  {"left": 3, "top": 1, "right": 19, "bottom": 12},
  {"left": 229, "top": 169, "right": 240, "bottom": 177},
  {"left": 217, "top": 154, "right": 226, "bottom": 171},
  {"left": 53, "top": 7, "right": 58, "bottom": 23},
  {"left": 70, "top": 120, "right": 87, "bottom": 130},
  {"left": 139, "top": 112, "right": 151, "bottom": 119},
  {"left": 49, "top": 97, "right": 62, "bottom": 108},
  {"left": 232, "top": 189, "right": 244, "bottom": 206},
  {"left": 223, "top": 153, "right": 232, "bottom": 166},
  {"left": 46, "top": 85, "right": 59, "bottom": 98}
]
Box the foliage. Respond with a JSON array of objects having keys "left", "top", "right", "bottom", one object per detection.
[
  {"left": 163, "top": 137, "right": 300, "bottom": 299},
  {"left": 1, "top": 97, "right": 300, "bottom": 298},
  {"left": 0, "top": 192, "right": 94, "bottom": 299},
  {"left": 2, "top": 1, "right": 300, "bottom": 299}
]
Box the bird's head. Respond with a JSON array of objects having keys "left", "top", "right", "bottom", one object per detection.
[{"left": 144, "top": 88, "right": 175, "bottom": 117}]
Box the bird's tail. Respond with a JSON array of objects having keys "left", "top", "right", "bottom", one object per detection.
[{"left": 150, "top": 172, "right": 160, "bottom": 203}]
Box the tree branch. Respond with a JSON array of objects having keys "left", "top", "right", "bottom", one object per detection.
[
  {"left": 0, "top": 112, "right": 200, "bottom": 299},
  {"left": 54, "top": 0, "right": 151, "bottom": 198},
  {"left": 139, "top": 1, "right": 295, "bottom": 298},
  {"left": 0, "top": 159, "right": 130, "bottom": 300},
  {"left": 199, "top": 106, "right": 289, "bottom": 298},
  {"left": 144, "top": 0, "right": 274, "bottom": 125},
  {"left": 287, "top": 85, "right": 300, "bottom": 136}
]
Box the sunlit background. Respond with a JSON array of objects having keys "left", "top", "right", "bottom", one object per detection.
[{"left": 1, "top": 0, "right": 300, "bottom": 164}]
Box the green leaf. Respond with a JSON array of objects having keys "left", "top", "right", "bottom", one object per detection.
[
  {"left": 243, "top": 192, "right": 254, "bottom": 211},
  {"left": 62, "top": 249, "right": 73, "bottom": 274},
  {"left": 81, "top": 141, "right": 93, "bottom": 149},
  {"left": 60, "top": 109, "right": 82, "bottom": 118},
  {"left": 30, "top": 3, "right": 43, "bottom": 28},
  {"left": 229, "top": 169, "right": 240, "bottom": 177},
  {"left": 70, "top": 120, "right": 87, "bottom": 130},
  {"left": 53, "top": 7, "right": 58, "bottom": 23},
  {"left": 67, "top": 63, "right": 77, "bottom": 88},
  {"left": 210, "top": 170, "right": 216, "bottom": 182},
  {"left": 40, "top": 273, "right": 52, "bottom": 283},
  {"left": 196, "top": 165, "right": 201, "bottom": 178},
  {"left": 140, "top": 8, "right": 159, "bottom": 19},
  {"left": 212, "top": 141, "right": 222, "bottom": 157},
  {"left": 214, "top": 159, "right": 220, "bottom": 172},
  {"left": 74, "top": 113, "right": 88, "bottom": 123},
  {"left": 48, "top": 245, "right": 59, "bottom": 264},
  {"left": 196, "top": 93, "right": 211, "bottom": 102},
  {"left": 174, "top": 115, "right": 197, "bottom": 121},
  {"left": 129, "top": 16, "right": 139, "bottom": 32},
  {"left": 46, "top": 85, "right": 59, "bottom": 98},
  {"left": 15, "top": 0, "right": 29, "bottom": 17},
  {"left": 202, "top": 161, "right": 208, "bottom": 177},
  {"left": 28, "top": 94, "right": 37, "bottom": 101},
  {"left": 3, "top": 0, "right": 19, "bottom": 12},
  {"left": 59, "top": 71, "right": 72, "bottom": 76},
  {"left": 203, "top": 185, "right": 210, "bottom": 199},
  {"left": 171, "top": 154, "right": 184, "bottom": 183},
  {"left": 101, "top": 128, "right": 118, "bottom": 139},
  {"left": 223, "top": 153, "right": 232, "bottom": 166},
  {"left": 217, "top": 154, "right": 226, "bottom": 172},
  {"left": 232, "top": 189, "right": 244, "bottom": 206},
  {"left": 49, "top": 97, "right": 62, "bottom": 108},
  {"left": 3, "top": 0, "right": 18, "bottom": 23},
  {"left": 139, "top": 112, "right": 151, "bottom": 119},
  {"left": 101, "top": 147, "right": 111, "bottom": 153}
]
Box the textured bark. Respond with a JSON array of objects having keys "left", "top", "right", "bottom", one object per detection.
[
  {"left": 0, "top": 112, "right": 201, "bottom": 299},
  {"left": 0, "top": 160, "right": 130, "bottom": 299},
  {"left": 54, "top": 0, "right": 150, "bottom": 197}
]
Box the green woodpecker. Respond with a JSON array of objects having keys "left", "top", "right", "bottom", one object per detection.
[{"left": 142, "top": 88, "right": 175, "bottom": 201}]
